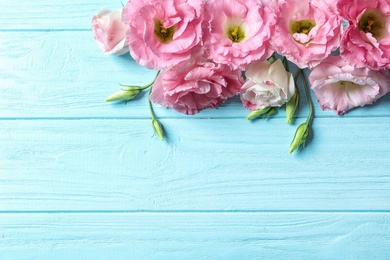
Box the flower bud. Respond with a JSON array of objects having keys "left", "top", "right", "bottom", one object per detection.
[
  {"left": 265, "top": 107, "right": 277, "bottom": 118},
  {"left": 246, "top": 107, "right": 271, "bottom": 120},
  {"left": 286, "top": 89, "right": 299, "bottom": 124},
  {"left": 92, "top": 8, "right": 129, "bottom": 55},
  {"left": 105, "top": 87, "right": 142, "bottom": 102},
  {"left": 152, "top": 119, "right": 164, "bottom": 141},
  {"left": 267, "top": 55, "right": 276, "bottom": 64},
  {"left": 289, "top": 122, "right": 310, "bottom": 154}
]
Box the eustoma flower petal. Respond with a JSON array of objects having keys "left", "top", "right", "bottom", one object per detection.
[
  {"left": 240, "top": 59, "right": 295, "bottom": 110},
  {"left": 122, "top": 0, "right": 203, "bottom": 70},
  {"left": 338, "top": 0, "right": 390, "bottom": 70},
  {"left": 150, "top": 58, "right": 244, "bottom": 115},
  {"left": 270, "top": 0, "right": 343, "bottom": 68},
  {"left": 202, "top": 0, "right": 276, "bottom": 70},
  {"left": 92, "top": 9, "right": 129, "bottom": 55},
  {"left": 309, "top": 56, "right": 390, "bottom": 115}
]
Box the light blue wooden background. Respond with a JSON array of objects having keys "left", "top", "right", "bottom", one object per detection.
[{"left": 1, "top": 1, "right": 390, "bottom": 259}]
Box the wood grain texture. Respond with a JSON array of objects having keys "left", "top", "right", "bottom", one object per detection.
[
  {"left": 1, "top": 212, "right": 390, "bottom": 259},
  {"left": 0, "top": 0, "right": 119, "bottom": 30},
  {"left": 2, "top": 0, "right": 390, "bottom": 258},
  {"left": 1, "top": 118, "right": 389, "bottom": 211}
]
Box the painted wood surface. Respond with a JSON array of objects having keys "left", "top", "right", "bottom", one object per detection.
[
  {"left": 1, "top": 1, "right": 390, "bottom": 259},
  {"left": 2, "top": 213, "right": 390, "bottom": 259}
]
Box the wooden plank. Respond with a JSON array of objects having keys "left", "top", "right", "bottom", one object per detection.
[
  {"left": 1, "top": 118, "right": 389, "bottom": 211},
  {"left": 1, "top": 212, "right": 390, "bottom": 259},
  {"left": 0, "top": 31, "right": 157, "bottom": 119},
  {"left": 0, "top": 0, "right": 121, "bottom": 30},
  {"left": 1, "top": 31, "right": 390, "bottom": 119}
]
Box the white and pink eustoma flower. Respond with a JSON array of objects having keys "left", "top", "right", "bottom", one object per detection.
[
  {"left": 338, "top": 0, "right": 390, "bottom": 70},
  {"left": 92, "top": 9, "right": 129, "bottom": 55},
  {"left": 202, "top": 0, "right": 276, "bottom": 70},
  {"left": 122, "top": 0, "right": 203, "bottom": 70},
  {"left": 309, "top": 56, "right": 390, "bottom": 115},
  {"left": 240, "top": 59, "right": 295, "bottom": 110},
  {"left": 150, "top": 57, "right": 244, "bottom": 115},
  {"left": 270, "top": 0, "right": 343, "bottom": 69}
]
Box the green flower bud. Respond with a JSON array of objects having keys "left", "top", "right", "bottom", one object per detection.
[
  {"left": 265, "top": 107, "right": 277, "bottom": 118},
  {"left": 121, "top": 86, "right": 142, "bottom": 91},
  {"left": 105, "top": 87, "right": 142, "bottom": 102},
  {"left": 267, "top": 55, "right": 276, "bottom": 64},
  {"left": 152, "top": 119, "right": 164, "bottom": 141},
  {"left": 286, "top": 89, "right": 300, "bottom": 124},
  {"left": 289, "top": 122, "right": 310, "bottom": 154},
  {"left": 246, "top": 107, "right": 271, "bottom": 120}
]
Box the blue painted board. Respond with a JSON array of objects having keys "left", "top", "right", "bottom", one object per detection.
[
  {"left": 1, "top": 0, "right": 390, "bottom": 259},
  {"left": 1, "top": 118, "right": 390, "bottom": 212},
  {"left": 0, "top": 0, "right": 118, "bottom": 30},
  {"left": 1, "top": 213, "right": 390, "bottom": 259}
]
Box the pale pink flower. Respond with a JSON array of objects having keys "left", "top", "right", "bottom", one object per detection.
[
  {"left": 240, "top": 59, "right": 295, "bottom": 110},
  {"left": 150, "top": 58, "right": 244, "bottom": 115},
  {"left": 309, "top": 56, "right": 390, "bottom": 115},
  {"left": 202, "top": 0, "right": 276, "bottom": 70},
  {"left": 122, "top": 0, "right": 203, "bottom": 70},
  {"left": 338, "top": 0, "right": 390, "bottom": 70},
  {"left": 92, "top": 9, "right": 129, "bottom": 55},
  {"left": 270, "top": 0, "right": 343, "bottom": 68}
]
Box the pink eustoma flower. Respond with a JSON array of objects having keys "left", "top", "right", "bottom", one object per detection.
[
  {"left": 338, "top": 0, "right": 390, "bottom": 70},
  {"left": 240, "top": 59, "right": 295, "bottom": 110},
  {"left": 270, "top": 0, "right": 343, "bottom": 68},
  {"left": 92, "top": 9, "right": 129, "bottom": 55},
  {"left": 309, "top": 56, "right": 390, "bottom": 115},
  {"left": 122, "top": 0, "right": 203, "bottom": 70},
  {"left": 202, "top": 0, "right": 276, "bottom": 70},
  {"left": 150, "top": 58, "right": 244, "bottom": 115}
]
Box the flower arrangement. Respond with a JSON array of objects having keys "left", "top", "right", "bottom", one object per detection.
[{"left": 92, "top": 0, "right": 390, "bottom": 153}]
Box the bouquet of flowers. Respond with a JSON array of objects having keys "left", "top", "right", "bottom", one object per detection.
[{"left": 92, "top": 0, "right": 390, "bottom": 153}]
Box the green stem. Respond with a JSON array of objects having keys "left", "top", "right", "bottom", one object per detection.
[
  {"left": 148, "top": 87, "right": 157, "bottom": 120},
  {"left": 293, "top": 69, "right": 301, "bottom": 101},
  {"left": 294, "top": 69, "right": 300, "bottom": 81},
  {"left": 120, "top": 70, "right": 160, "bottom": 90},
  {"left": 145, "top": 70, "right": 161, "bottom": 120},
  {"left": 140, "top": 70, "right": 160, "bottom": 90},
  {"left": 282, "top": 56, "right": 290, "bottom": 72},
  {"left": 267, "top": 52, "right": 277, "bottom": 63},
  {"left": 300, "top": 69, "right": 314, "bottom": 125},
  {"left": 148, "top": 84, "right": 164, "bottom": 140}
]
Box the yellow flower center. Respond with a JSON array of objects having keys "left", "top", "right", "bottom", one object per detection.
[
  {"left": 154, "top": 20, "right": 176, "bottom": 43},
  {"left": 290, "top": 20, "right": 316, "bottom": 35},
  {"left": 338, "top": 81, "right": 360, "bottom": 91},
  {"left": 339, "top": 81, "right": 353, "bottom": 86},
  {"left": 358, "top": 9, "right": 387, "bottom": 40},
  {"left": 226, "top": 26, "right": 245, "bottom": 43}
]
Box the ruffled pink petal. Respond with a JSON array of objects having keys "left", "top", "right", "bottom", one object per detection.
[
  {"left": 270, "top": 0, "right": 343, "bottom": 68},
  {"left": 309, "top": 55, "right": 390, "bottom": 115},
  {"left": 150, "top": 57, "right": 244, "bottom": 114},
  {"left": 123, "top": 0, "right": 203, "bottom": 70},
  {"left": 203, "top": 0, "right": 276, "bottom": 70}
]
